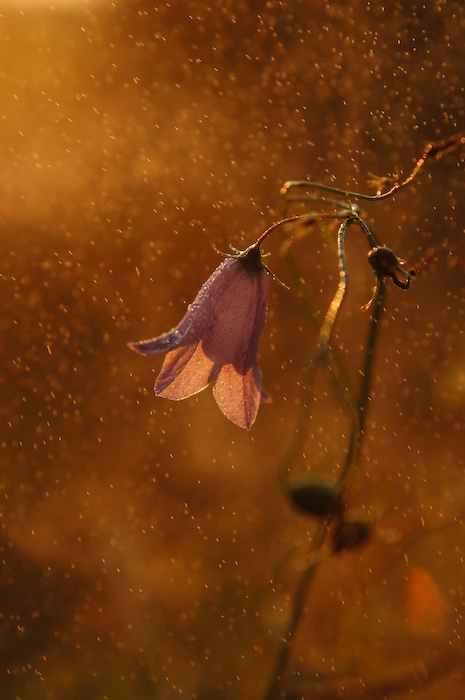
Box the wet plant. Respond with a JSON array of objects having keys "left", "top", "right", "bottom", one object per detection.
[
  {"left": 261, "top": 131, "right": 465, "bottom": 700},
  {"left": 130, "top": 131, "right": 465, "bottom": 699}
]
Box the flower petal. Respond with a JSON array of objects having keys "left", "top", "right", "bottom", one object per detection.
[
  {"left": 127, "top": 258, "right": 239, "bottom": 357},
  {"left": 127, "top": 326, "right": 195, "bottom": 355},
  {"left": 213, "top": 362, "right": 262, "bottom": 429},
  {"left": 201, "top": 260, "right": 270, "bottom": 369},
  {"left": 207, "top": 260, "right": 270, "bottom": 429},
  {"left": 154, "top": 258, "right": 269, "bottom": 410},
  {"left": 155, "top": 342, "right": 215, "bottom": 399}
]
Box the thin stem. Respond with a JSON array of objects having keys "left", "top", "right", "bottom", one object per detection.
[
  {"left": 353, "top": 213, "right": 380, "bottom": 248},
  {"left": 277, "top": 218, "right": 354, "bottom": 482},
  {"left": 270, "top": 219, "right": 353, "bottom": 698},
  {"left": 262, "top": 209, "right": 358, "bottom": 485},
  {"left": 281, "top": 131, "right": 465, "bottom": 204},
  {"left": 278, "top": 212, "right": 386, "bottom": 484},
  {"left": 313, "top": 218, "right": 351, "bottom": 360},
  {"left": 268, "top": 282, "right": 387, "bottom": 700},
  {"left": 340, "top": 278, "right": 386, "bottom": 483},
  {"left": 263, "top": 130, "right": 465, "bottom": 700},
  {"left": 261, "top": 521, "right": 328, "bottom": 700},
  {"left": 357, "top": 279, "right": 385, "bottom": 438},
  {"left": 253, "top": 214, "right": 304, "bottom": 248}
]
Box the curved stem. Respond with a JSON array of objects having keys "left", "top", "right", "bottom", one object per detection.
[
  {"left": 313, "top": 218, "right": 351, "bottom": 360},
  {"left": 263, "top": 130, "right": 465, "bottom": 700},
  {"left": 277, "top": 218, "right": 354, "bottom": 482},
  {"left": 254, "top": 214, "right": 304, "bottom": 247},
  {"left": 281, "top": 131, "right": 465, "bottom": 204},
  {"left": 268, "top": 281, "right": 387, "bottom": 700},
  {"left": 269, "top": 219, "right": 353, "bottom": 698}
]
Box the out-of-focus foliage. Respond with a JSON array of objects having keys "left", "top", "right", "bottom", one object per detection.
[{"left": 0, "top": 1, "right": 464, "bottom": 699}]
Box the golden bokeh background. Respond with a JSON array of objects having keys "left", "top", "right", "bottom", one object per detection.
[{"left": 1, "top": 1, "right": 465, "bottom": 698}]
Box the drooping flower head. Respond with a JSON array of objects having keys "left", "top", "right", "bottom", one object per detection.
[{"left": 129, "top": 241, "right": 272, "bottom": 429}]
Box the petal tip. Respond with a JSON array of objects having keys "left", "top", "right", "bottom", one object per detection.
[{"left": 128, "top": 341, "right": 143, "bottom": 353}]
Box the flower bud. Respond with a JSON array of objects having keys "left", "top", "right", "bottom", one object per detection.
[{"left": 286, "top": 476, "right": 343, "bottom": 518}]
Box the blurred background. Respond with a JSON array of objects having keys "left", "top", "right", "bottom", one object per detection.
[{"left": 1, "top": 1, "right": 464, "bottom": 698}]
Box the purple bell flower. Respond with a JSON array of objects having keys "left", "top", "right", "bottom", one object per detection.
[{"left": 129, "top": 243, "right": 271, "bottom": 429}]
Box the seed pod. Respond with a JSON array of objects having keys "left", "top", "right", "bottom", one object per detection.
[
  {"left": 286, "top": 476, "right": 343, "bottom": 518},
  {"left": 367, "top": 246, "right": 415, "bottom": 289},
  {"left": 331, "top": 509, "right": 372, "bottom": 552}
]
